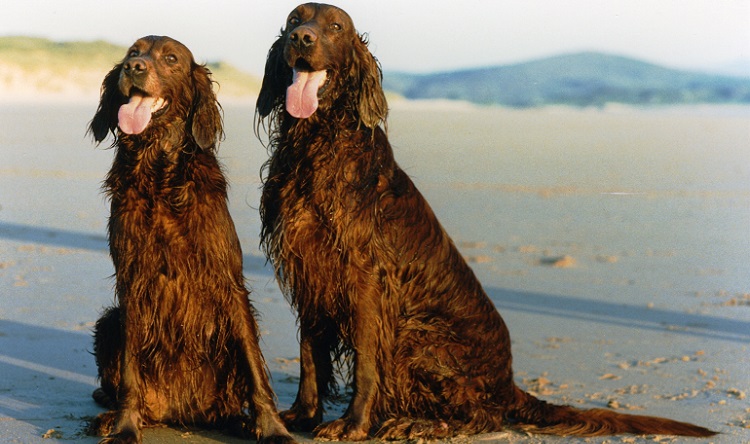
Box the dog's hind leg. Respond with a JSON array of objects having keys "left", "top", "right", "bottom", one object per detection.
[{"left": 92, "top": 306, "right": 122, "bottom": 408}]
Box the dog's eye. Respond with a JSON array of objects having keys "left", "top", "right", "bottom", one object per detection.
[
  {"left": 128, "top": 49, "right": 139, "bottom": 57},
  {"left": 165, "top": 54, "right": 178, "bottom": 65},
  {"left": 330, "top": 23, "right": 342, "bottom": 31},
  {"left": 288, "top": 16, "right": 300, "bottom": 27}
]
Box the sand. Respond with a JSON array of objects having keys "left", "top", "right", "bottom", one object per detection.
[{"left": 0, "top": 101, "right": 748, "bottom": 443}]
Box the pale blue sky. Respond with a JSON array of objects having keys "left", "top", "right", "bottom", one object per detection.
[{"left": 2, "top": 0, "right": 748, "bottom": 75}]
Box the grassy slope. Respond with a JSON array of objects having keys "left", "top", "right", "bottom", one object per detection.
[{"left": 0, "top": 36, "right": 260, "bottom": 99}]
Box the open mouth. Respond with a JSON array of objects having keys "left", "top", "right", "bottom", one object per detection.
[
  {"left": 117, "top": 88, "right": 169, "bottom": 135},
  {"left": 292, "top": 59, "right": 332, "bottom": 94},
  {"left": 286, "top": 60, "right": 330, "bottom": 119}
]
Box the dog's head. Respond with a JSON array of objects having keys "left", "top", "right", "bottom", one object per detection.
[
  {"left": 257, "top": 3, "right": 387, "bottom": 130},
  {"left": 89, "top": 35, "right": 222, "bottom": 150}
]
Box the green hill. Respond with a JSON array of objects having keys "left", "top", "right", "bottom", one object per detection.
[
  {"left": 0, "top": 36, "right": 124, "bottom": 69},
  {"left": 0, "top": 36, "right": 260, "bottom": 99},
  {"left": 383, "top": 52, "right": 750, "bottom": 107}
]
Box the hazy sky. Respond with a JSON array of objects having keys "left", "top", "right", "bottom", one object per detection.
[{"left": 2, "top": 0, "right": 748, "bottom": 75}]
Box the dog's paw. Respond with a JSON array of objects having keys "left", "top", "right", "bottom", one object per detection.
[
  {"left": 376, "top": 417, "right": 455, "bottom": 440},
  {"left": 313, "top": 419, "right": 369, "bottom": 441},
  {"left": 258, "top": 433, "right": 299, "bottom": 444},
  {"left": 92, "top": 387, "right": 118, "bottom": 409},
  {"left": 255, "top": 414, "right": 300, "bottom": 444},
  {"left": 279, "top": 406, "right": 321, "bottom": 432},
  {"left": 98, "top": 429, "right": 140, "bottom": 444},
  {"left": 86, "top": 412, "right": 117, "bottom": 437}
]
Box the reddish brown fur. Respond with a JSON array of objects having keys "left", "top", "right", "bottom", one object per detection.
[
  {"left": 88, "top": 35, "right": 295, "bottom": 444},
  {"left": 255, "top": 4, "right": 717, "bottom": 441}
]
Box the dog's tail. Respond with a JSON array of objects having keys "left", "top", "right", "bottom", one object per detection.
[{"left": 506, "top": 386, "right": 716, "bottom": 437}]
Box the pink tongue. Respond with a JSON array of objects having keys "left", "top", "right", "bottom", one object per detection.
[
  {"left": 118, "top": 94, "right": 156, "bottom": 134},
  {"left": 286, "top": 69, "right": 327, "bottom": 119}
]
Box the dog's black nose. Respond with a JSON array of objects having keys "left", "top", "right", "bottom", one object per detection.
[
  {"left": 123, "top": 58, "right": 147, "bottom": 76},
  {"left": 290, "top": 27, "right": 317, "bottom": 48}
]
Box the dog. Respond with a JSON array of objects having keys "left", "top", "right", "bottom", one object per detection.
[
  {"left": 254, "top": 3, "right": 717, "bottom": 441},
  {"left": 87, "top": 35, "right": 295, "bottom": 444}
]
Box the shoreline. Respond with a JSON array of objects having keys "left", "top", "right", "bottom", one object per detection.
[{"left": 3, "top": 81, "right": 750, "bottom": 116}]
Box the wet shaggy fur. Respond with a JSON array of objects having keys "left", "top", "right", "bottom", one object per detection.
[
  {"left": 255, "top": 3, "right": 717, "bottom": 441},
  {"left": 88, "top": 36, "right": 294, "bottom": 444}
]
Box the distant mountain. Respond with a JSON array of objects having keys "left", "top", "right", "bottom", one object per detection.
[
  {"left": 0, "top": 36, "right": 261, "bottom": 100},
  {"left": 383, "top": 52, "right": 750, "bottom": 107},
  {"left": 711, "top": 59, "right": 750, "bottom": 78}
]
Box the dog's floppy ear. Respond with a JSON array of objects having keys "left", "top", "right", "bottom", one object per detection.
[
  {"left": 88, "top": 64, "right": 125, "bottom": 144},
  {"left": 256, "top": 35, "right": 290, "bottom": 119},
  {"left": 190, "top": 64, "right": 224, "bottom": 150},
  {"left": 351, "top": 34, "right": 388, "bottom": 130}
]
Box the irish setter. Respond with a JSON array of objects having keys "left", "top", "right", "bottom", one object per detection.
[
  {"left": 88, "top": 35, "right": 295, "bottom": 444},
  {"left": 255, "top": 3, "right": 716, "bottom": 441}
]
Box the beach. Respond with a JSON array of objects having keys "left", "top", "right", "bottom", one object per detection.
[{"left": 0, "top": 101, "right": 748, "bottom": 443}]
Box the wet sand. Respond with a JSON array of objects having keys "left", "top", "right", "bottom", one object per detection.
[{"left": 0, "top": 101, "right": 748, "bottom": 443}]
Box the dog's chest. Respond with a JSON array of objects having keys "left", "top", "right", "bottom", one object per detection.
[
  {"left": 108, "top": 162, "right": 226, "bottom": 281},
  {"left": 114, "top": 189, "right": 190, "bottom": 242}
]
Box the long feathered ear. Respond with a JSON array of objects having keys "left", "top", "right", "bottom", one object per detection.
[
  {"left": 256, "top": 35, "right": 290, "bottom": 118},
  {"left": 352, "top": 34, "right": 388, "bottom": 130},
  {"left": 88, "top": 64, "right": 125, "bottom": 144},
  {"left": 190, "top": 64, "right": 224, "bottom": 150}
]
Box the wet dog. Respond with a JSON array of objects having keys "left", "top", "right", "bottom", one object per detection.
[
  {"left": 255, "top": 4, "right": 716, "bottom": 440},
  {"left": 88, "top": 35, "right": 294, "bottom": 444}
]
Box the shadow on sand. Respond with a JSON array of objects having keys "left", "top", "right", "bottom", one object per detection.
[
  {"left": 0, "top": 220, "right": 272, "bottom": 277},
  {"left": 486, "top": 287, "right": 749, "bottom": 343},
  {"left": 0, "top": 319, "right": 99, "bottom": 441}
]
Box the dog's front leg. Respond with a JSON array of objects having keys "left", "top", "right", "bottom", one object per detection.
[
  {"left": 314, "top": 294, "right": 382, "bottom": 441},
  {"left": 281, "top": 325, "right": 333, "bottom": 431},
  {"left": 231, "top": 302, "right": 296, "bottom": 443},
  {"left": 101, "top": 344, "right": 143, "bottom": 444}
]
